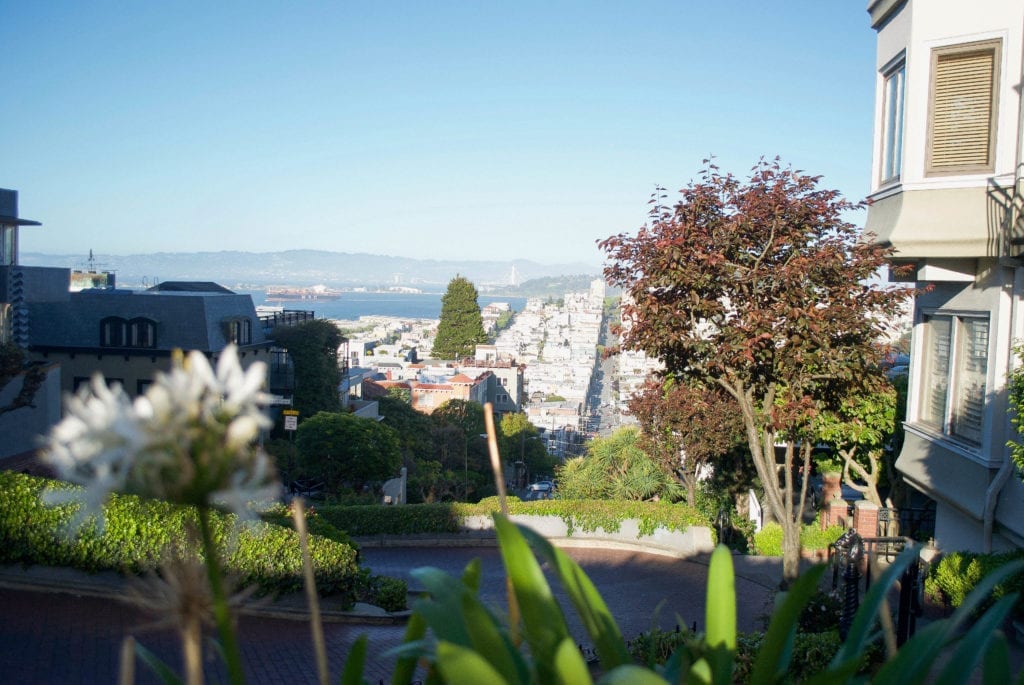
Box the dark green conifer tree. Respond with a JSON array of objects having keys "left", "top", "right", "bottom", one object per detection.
[{"left": 431, "top": 275, "right": 488, "bottom": 359}]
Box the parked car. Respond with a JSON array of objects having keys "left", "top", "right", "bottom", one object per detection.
[{"left": 528, "top": 481, "right": 554, "bottom": 492}]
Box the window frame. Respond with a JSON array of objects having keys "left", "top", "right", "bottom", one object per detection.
[
  {"left": 226, "top": 318, "right": 252, "bottom": 345},
  {"left": 880, "top": 56, "right": 906, "bottom": 184},
  {"left": 100, "top": 316, "right": 128, "bottom": 347},
  {"left": 925, "top": 39, "right": 1001, "bottom": 176},
  {"left": 917, "top": 311, "right": 990, "bottom": 447},
  {"left": 128, "top": 317, "right": 157, "bottom": 349}
]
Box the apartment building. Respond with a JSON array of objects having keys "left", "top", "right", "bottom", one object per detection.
[{"left": 865, "top": 0, "right": 1024, "bottom": 550}]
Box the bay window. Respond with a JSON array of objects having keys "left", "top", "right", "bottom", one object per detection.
[{"left": 920, "top": 313, "right": 988, "bottom": 445}]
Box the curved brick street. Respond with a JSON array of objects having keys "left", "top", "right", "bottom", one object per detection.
[{"left": 0, "top": 546, "right": 777, "bottom": 684}]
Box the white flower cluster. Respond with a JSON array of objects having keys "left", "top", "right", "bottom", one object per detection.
[{"left": 43, "top": 346, "right": 279, "bottom": 530}]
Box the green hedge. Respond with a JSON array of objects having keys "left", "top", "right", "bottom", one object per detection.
[
  {"left": 752, "top": 522, "right": 846, "bottom": 557},
  {"left": 0, "top": 471, "right": 365, "bottom": 606},
  {"left": 926, "top": 549, "right": 1024, "bottom": 617},
  {"left": 315, "top": 496, "right": 710, "bottom": 539}
]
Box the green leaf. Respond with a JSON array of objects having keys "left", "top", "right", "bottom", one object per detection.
[
  {"left": 872, "top": 560, "right": 1024, "bottom": 685},
  {"left": 518, "top": 523, "right": 632, "bottom": 671},
  {"left": 462, "top": 557, "right": 482, "bottom": 594},
  {"left": 133, "top": 641, "right": 184, "bottom": 685},
  {"left": 597, "top": 664, "right": 669, "bottom": 684},
  {"left": 493, "top": 514, "right": 571, "bottom": 683},
  {"left": 831, "top": 545, "right": 916, "bottom": 668},
  {"left": 933, "top": 595, "right": 1017, "bottom": 685},
  {"left": 553, "top": 636, "right": 594, "bottom": 685},
  {"left": 435, "top": 640, "right": 509, "bottom": 684},
  {"left": 704, "top": 545, "right": 737, "bottom": 684},
  {"left": 460, "top": 591, "right": 530, "bottom": 684},
  {"left": 750, "top": 564, "right": 826, "bottom": 685},
  {"left": 339, "top": 634, "right": 368, "bottom": 685},
  {"left": 390, "top": 613, "right": 428, "bottom": 685},
  {"left": 981, "top": 633, "right": 1010, "bottom": 685}
]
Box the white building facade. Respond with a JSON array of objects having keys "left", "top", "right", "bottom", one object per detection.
[{"left": 865, "top": 0, "right": 1024, "bottom": 550}]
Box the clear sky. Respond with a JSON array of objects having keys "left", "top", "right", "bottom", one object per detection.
[{"left": 3, "top": 2, "right": 877, "bottom": 267}]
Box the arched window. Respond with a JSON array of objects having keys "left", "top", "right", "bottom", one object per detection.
[
  {"left": 227, "top": 318, "right": 252, "bottom": 345},
  {"left": 128, "top": 318, "right": 157, "bottom": 348},
  {"left": 100, "top": 317, "right": 127, "bottom": 347}
]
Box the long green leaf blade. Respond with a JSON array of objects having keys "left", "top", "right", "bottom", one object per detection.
[
  {"left": 460, "top": 591, "right": 530, "bottom": 684},
  {"left": 871, "top": 558, "right": 1024, "bottom": 685},
  {"left": 494, "top": 514, "right": 572, "bottom": 683},
  {"left": 934, "top": 595, "right": 1017, "bottom": 685},
  {"left": 704, "top": 545, "right": 737, "bottom": 685},
  {"left": 391, "top": 612, "right": 428, "bottom": 685},
  {"left": 435, "top": 641, "right": 509, "bottom": 684},
  {"left": 133, "top": 641, "right": 184, "bottom": 685},
  {"left": 519, "top": 522, "right": 632, "bottom": 670},
  {"left": 339, "top": 634, "right": 368, "bottom": 685},
  {"left": 750, "top": 564, "right": 826, "bottom": 685},
  {"left": 832, "top": 545, "right": 916, "bottom": 666},
  {"left": 598, "top": 664, "right": 670, "bottom": 684},
  {"left": 553, "top": 636, "right": 594, "bottom": 685},
  {"left": 982, "top": 633, "right": 1011, "bottom": 685}
]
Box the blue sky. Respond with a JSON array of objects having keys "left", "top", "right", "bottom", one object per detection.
[{"left": 3, "top": 2, "right": 876, "bottom": 267}]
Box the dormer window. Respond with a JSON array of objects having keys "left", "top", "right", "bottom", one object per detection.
[
  {"left": 129, "top": 317, "right": 156, "bottom": 348},
  {"left": 101, "top": 317, "right": 127, "bottom": 347},
  {"left": 227, "top": 318, "right": 252, "bottom": 345},
  {"left": 101, "top": 316, "right": 157, "bottom": 348}
]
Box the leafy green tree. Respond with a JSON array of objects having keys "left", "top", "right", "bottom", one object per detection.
[
  {"left": 814, "top": 386, "right": 897, "bottom": 506},
  {"left": 498, "top": 412, "right": 556, "bottom": 486},
  {"left": 378, "top": 395, "right": 437, "bottom": 465},
  {"left": 432, "top": 275, "right": 488, "bottom": 359},
  {"left": 269, "top": 319, "right": 344, "bottom": 419},
  {"left": 556, "top": 427, "right": 683, "bottom": 501},
  {"left": 294, "top": 411, "right": 401, "bottom": 493},
  {"left": 0, "top": 343, "right": 46, "bottom": 416},
  {"left": 1007, "top": 343, "right": 1024, "bottom": 477},
  {"left": 601, "top": 160, "right": 910, "bottom": 583},
  {"left": 386, "top": 385, "right": 412, "bottom": 403},
  {"left": 430, "top": 399, "right": 489, "bottom": 500}
]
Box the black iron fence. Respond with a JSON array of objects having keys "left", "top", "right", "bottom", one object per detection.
[{"left": 829, "top": 532, "right": 929, "bottom": 646}]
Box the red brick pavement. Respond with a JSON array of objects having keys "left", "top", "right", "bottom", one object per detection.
[{"left": 0, "top": 547, "right": 775, "bottom": 683}]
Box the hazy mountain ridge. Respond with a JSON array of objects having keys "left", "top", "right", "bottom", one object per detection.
[{"left": 20, "top": 250, "right": 601, "bottom": 290}]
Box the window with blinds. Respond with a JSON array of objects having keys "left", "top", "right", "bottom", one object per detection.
[
  {"left": 919, "top": 313, "right": 989, "bottom": 446},
  {"left": 926, "top": 40, "right": 1000, "bottom": 175}
]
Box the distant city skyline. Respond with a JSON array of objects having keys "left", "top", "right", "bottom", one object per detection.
[{"left": 4, "top": 2, "right": 876, "bottom": 266}]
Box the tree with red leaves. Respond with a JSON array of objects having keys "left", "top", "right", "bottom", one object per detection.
[
  {"left": 601, "top": 159, "right": 909, "bottom": 584},
  {"left": 628, "top": 376, "right": 744, "bottom": 508}
]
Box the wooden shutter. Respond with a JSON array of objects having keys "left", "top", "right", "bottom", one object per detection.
[{"left": 929, "top": 43, "right": 998, "bottom": 172}]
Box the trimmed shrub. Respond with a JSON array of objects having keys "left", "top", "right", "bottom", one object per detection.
[
  {"left": 315, "top": 497, "right": 710, "bottom": 540},
  {"left": 801, "top": 523, "right": 846, "bottom": 551},
  {"left": 361, "top": 575, "right": 408, "bottom": 612},
  {"left": 751, "top": 521, "right": 844, "bottom": 557},
  {"left": 926, "top": 549, "right": 1024, "bottom": 616},
  {"left": 753, "top": 523, "right": 784, "bottom": 556},
  {"left": 0, "top": 471, "right": 362, "bottom": 605}
]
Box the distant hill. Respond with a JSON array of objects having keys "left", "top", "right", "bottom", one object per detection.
[
  {"left": 489, "top": 274, "right": 607, "bottom": 298},
  {"left": 20, "top": 250, "right": 600, "bottom": 290}
]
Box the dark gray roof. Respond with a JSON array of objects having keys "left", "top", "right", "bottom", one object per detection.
[
  {"left": 147, "top": 281, "right": 235, "bottom": 293},
  {"left": 29, "top": 289, "right": 267, "bottom": 353}
]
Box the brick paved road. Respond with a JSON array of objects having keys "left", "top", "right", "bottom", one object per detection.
[{"left": 0, "top": 547, "right": 774, "bottom": 683}]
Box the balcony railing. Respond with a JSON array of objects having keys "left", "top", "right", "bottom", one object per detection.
[{"left": 259, "top": 310, "right": 316, "bottom": 332}]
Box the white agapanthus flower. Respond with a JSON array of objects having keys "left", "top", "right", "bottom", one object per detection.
[{"left": 43, "top": 345, "right": 279, "bottom": 530}]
